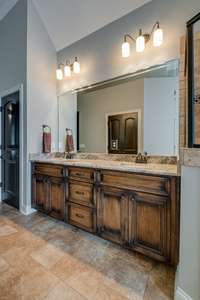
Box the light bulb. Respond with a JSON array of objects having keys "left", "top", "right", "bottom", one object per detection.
[
  {"left": 136, "top": 30, "right": 145, "bottom": 52},
  {"left": 64, "top": 64, "right": 71, "bottom": 77},
  {"left": 122, "top": 41, "right": 130, "bottom": 58},
  {"left": 56, "top": 68, "right": 63, "bottom": 80},
  {"left": 153, "top": 27, "right": 163, "bottom": 47},
  {"left": 73, "top": 57, "right": 80, "bottom": 74}
]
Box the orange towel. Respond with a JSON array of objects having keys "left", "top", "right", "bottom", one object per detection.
[{"left": 66, "top": 129, "right": 74, "bottom": 153}]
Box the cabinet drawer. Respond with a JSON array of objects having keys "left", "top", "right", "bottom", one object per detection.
[
  {"left": 68, "top": 203, "right": 96, "bottom": 232},
  {"left": 101, "top": 170, "right": 169, "bottom": 196},
  {"left": 68, "top": 167, "right": 94, "bottom": 182},
  {"left": 68, "top": 181, "right": 94, "bottom": 207},
  {"left": 34, "top": 163, "right": 65, "bottom": 178}
]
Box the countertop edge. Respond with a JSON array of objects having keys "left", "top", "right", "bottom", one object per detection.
[{"left": 30, "top": 159, "right": 179, "bottom": 177}]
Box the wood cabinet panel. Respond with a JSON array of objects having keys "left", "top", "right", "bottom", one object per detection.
[
  {"left": 34, "top": 163, "right": 65, "bottom": 178},
  {"left": 68, "top": 180, "right": 94, "bottom": 207},
  {"left": 68, "top": 167, "right": 94, "bottom": 183},
  {"left": 32, "top": 174, "right": 49, "bottom": 213},
  {"left": 97, "top": 186, "right": 128, "bottom": 245},
  {"left": 129, "top": 192, "right": 169, "bottom": 262},
  {"left": 48, "top": 177, "right": 65, "bottom": 220},
  {"left": 100, "top": 170, "right": 169, "bottom": 196},
  {"left": 67, "top": 202, "right": 96, "bottom": 232}
]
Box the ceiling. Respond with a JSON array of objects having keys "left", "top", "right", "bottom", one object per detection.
[
  {"left": 0, "top": 0, "right": 152, "bottom": 51},
  {"left": 33, "top": 0, "right": 152, "bottom": 51}
]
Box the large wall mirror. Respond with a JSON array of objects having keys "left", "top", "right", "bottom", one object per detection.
[
  {"left": 187, "top": 13, "right": 200, "bottom": 147},
  {"left": 58, "top": 60, "right": 179, "bottom": 156}
]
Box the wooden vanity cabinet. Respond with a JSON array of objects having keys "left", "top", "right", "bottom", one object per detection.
[
  {"left": 32, "top": 163, "right": 66, "bottom": 220},
  {"left": 32, "top": 174, "right": 49, "bottom": 213},
  {"left": 128, "top": 191, "right": 169, "bottom": 262},
  {"left": 48, "top": 177, "right": 65, "bottom": 220},
  {"left": 97, "top": 186, "right": 128, "bottom": 245},
  {"left": 32, "top": 163, "right": 180, "bottom": 266}
]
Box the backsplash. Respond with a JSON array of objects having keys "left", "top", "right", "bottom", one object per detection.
[{"left": 29, "top": 152, "right": 177, "bottom": 165}]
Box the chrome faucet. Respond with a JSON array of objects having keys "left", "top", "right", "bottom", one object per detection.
[
  {"left": 64, "top": 152, "right": 75, "bottom": 159},
  {"left": 135, "top": 152, "right": 148, "bottom": 164}
]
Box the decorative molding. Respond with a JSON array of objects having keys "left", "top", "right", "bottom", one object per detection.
[{"left": 175, "top": 287, "right": 193, "bottom": 300}]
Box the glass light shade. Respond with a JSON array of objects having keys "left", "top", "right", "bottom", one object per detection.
[
  {"left": 56, "top": 68, "right": 63, "bottom": 80},
  {"left": 73, "top": 59, "right": 80, "bottom": 74},
  {"left": 136, "top": 35, "right": 145, "bottom": 52},
  {"left": 64, "top": 65, "right": 71, "bottom": 77},
  {"left": 153, "top": 28, "right": 163, "bottom": 47},
  {"left": 122, "top": 41, "right": 130, "bottom": 58}
]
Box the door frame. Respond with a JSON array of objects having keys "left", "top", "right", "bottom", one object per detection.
[
  {"left": 0, "top": 84, "right": 24, "bottom": 212},
  {"left": 105, "top": 109, "right": 142, "bottom": 154}
]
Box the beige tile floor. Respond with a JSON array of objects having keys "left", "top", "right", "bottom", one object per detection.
[{"left": 0, "top": 203, "right": 175, "bottom": 300}]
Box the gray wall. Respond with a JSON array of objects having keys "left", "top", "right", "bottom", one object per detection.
[
  {"left": 57, "top": 0, "right": 200, "bottom": 95},
  {"left": 0, "top": 0, "right": 27, "bottom": 94},
  {"left": 77, "top": 79, "right": 144, "bottom": 153},
  {"left": 27, "top": 0, "right": 57, "bottom": 154},
  {"left": 0, "top": 0, "right": 28, "bottom": 210},
  {"left": 177, "top": 166, "right": 200, "bottom": 300}
]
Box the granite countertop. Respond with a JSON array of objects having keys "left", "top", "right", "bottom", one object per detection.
[{"left": 30, "top": 157, "right": 179, "bottom": 176}]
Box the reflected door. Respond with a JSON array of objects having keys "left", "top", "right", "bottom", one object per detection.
[
  {"left": 108, "top": 112, "right": 138, "bottom": 154},
  {"left": 1, "top": 92, "right": 19, "bottom": 209}
]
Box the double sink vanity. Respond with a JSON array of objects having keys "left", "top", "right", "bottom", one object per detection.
[
  {"left": 31, "top": 156, "right": 180, "bottom": 266},
  {"left": 31, "top": 61, "right": 180, "bottom": 267}
]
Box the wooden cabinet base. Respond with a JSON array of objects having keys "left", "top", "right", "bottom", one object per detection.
[{"left": 32, "top": 163, "right": 180, "bottom": 266}]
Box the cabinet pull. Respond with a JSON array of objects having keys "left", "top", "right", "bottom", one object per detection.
[
  {"left": 75, "top": 213, "right": 84, "bottom": 219},
  {"left": 75, "top": 191, "right": 84, "bottom": 196},
  {"left": 75, "top": 172, "right": 83, "bottom": 177}
]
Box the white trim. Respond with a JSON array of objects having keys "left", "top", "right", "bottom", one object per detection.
[
  {"left": 175, "top": 287, "right": 193, "bottom": 300},
  {"left": 0, "top": 84, "right": 25, "bottom": 214},
  {"left": 105, "top": 109, "right": 142, "bottom": 154}
]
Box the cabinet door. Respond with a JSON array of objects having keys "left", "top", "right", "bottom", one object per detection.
[
  {"left": 48, "top": 177, "right": 65, "bottom": 220},
  {"left": 32, "top": 174, "right": 49, "bottom": 212},
  {"left": 97, "top": 186, "right": 128, "bottom": 245},
  {"left": 129, "top": 192, "right": 169, "bottom": 262}
]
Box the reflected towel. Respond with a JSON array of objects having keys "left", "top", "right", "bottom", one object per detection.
[{"left": 43, "top": 132, "right": 51, "bottom": 153}]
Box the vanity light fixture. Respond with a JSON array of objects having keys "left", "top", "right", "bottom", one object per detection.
[
  {"left": 56, "top": 57, "right": 81, "bottom": 80},
  {"left": 73, "top": 57, "right": 81, "bottom": 74},
  {"left": 56, "top": 64, "right": 64, "bottom": 80},
  {"left": 121, "top": 21, "right": 163, "bottom": 57}
]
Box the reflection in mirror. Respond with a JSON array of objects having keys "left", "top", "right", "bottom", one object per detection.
[
  {"left": 58, "top": 60, "right": 179, "bottom": 156},
  {"left": 193, "top": 20, "right": 200, "bottom": 145}
]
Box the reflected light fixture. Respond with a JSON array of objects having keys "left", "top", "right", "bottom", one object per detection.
[
  {"left": 56, "top": 57, "right": 81, "bottom": 80},
  {"left": 121, "top": 21, "right": 163, "bottom": 58}
]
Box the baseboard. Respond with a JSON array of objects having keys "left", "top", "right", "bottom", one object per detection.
[
  {"left": 20, "top": 206, "right": 36, "bottom": 216},
  {"left": 175, "top": 287, "right": 193, "bottom": 300}
]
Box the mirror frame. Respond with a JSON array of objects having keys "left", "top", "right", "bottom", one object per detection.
[{"left": 187, "top": 12, "right": 200, "bottom": 148}]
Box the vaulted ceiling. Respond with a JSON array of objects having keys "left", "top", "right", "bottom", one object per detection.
[{"left": 0, "top": 0, "right": 152, "bottom": 51}]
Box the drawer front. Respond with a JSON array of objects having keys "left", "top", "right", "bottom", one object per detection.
[
  {"left": 101, "top": 170, "right": 169, "bottom": 196},
  {"left": 68, "top": 203, "right": 96, "bottom": 232},
  {"left": 68, "top": 167, "right": 94, "bottom": 182},
  {"left": 69, "top": 181, "right": 94, "bottom": 206},
  {"left": 34, "top": 163, "right": 64, "bottom": 178}
]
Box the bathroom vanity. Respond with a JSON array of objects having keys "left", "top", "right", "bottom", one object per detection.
[{"left": 31, "top": 159, "right": 180, "bottom": 266}]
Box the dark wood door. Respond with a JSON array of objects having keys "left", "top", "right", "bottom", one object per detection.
[
  {"left": 128, "top": 192, "right": 169, "bottom": 262},
  {"left": 97, "top": 186, "right": 128, "bottom": 244},
  {"left": 108, "top": 112, "right": 138, "bottom": 154},
  {"left": 48, "top": 177, "right": 65, "bottom": 220},
  {"left": 1, "top": 92, "right": 19, "bottom": 209},
  {"left": 32, "top": 174, "right": 49, "bottom": 213}
]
